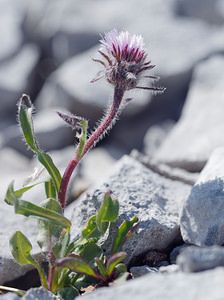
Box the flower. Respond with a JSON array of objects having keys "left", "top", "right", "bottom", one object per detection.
[{"left": 92, "top": 29, "right": 165, "bottom": 93}]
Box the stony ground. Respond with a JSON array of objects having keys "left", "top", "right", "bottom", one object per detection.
[{"left": 1, "top": 0, "right": 224, "bottom": 299}]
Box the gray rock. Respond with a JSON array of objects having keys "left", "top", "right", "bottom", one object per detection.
[
  {"left": 159, "top": 264, "right": 179, "bottom": 273},
  {"left": 0, "top": 293, "right": 20, "bottom": 300},
  {"left": 155, "top": 55, "right": 224, "bottom": 172},
  {"left": 143, "top": 120, "right": 175, "bottom": 157},
  {"left": 0, "top": 287, "right": 59, "bottom": 300},
  {"left": 71, "top": 147, "right": 117, "bottom": 200},
  {"left": 180, "top": 147, "right": 224, "bottom": 246},
  {"left": 0, "top": 172, "right": 40, "bottom": 285},
  {"left": 0, "top": 257, "right": 35, "bottom": 287},
  {"left": 180, "top": 179, "right": 224, "bottom": 246},
  {"left": 170, "top": 244, "right": 190, "bottom": 264},
  {"left": 0, "top": 44, "right": 39, "bottom": 119},
  {"left": 130, "top": 266, "right": 158, "bottom": 278},
  {"left": 23, "top": 287, "right": 60, "bottom": 300},
  {"left": 79, "top": 267, "right": 224, "bottom": 300},
  {"left": 68, "top": 155, "right": 191, "bottom": 263},
  {"left": 196, "top": 147, "right": 224, "bottom": 183},
  {"left": 176, "top": 0, "right": 224, "bottom": 25},
  {"left": 0, "top": 146, "right": 77, "bottom": 284},
  {"left": 177, "top": 246, "right": 224, "bottom": 272},
  {"left": 131, "top": 149, "right": 198, "bottom": 185}
]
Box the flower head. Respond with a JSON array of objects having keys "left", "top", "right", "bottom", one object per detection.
[{"left": 92, "top": 29, "right": 165, "bottom": 93}]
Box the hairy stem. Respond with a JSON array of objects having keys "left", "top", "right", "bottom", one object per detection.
[{"left": 58, "top": 86, "right": 125, "bottom": 211}]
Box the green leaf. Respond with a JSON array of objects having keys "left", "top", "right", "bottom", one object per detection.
[
  {"left": 106, "top": 252, "right": 127, "bottom": 277},
  {"left": 4, "top": 177, "right": 50, "bottom": 206},
  {"left": 5, "top": 168, "right": 55, "bottom": 206},
  {"left": 5, "top": 183, "right": 70, "bottom": 229},
  {"left": 37, "top": 198, "right": 65, "bottom": 252},
  {"left": 65, "top": 236, "right": 85, "bottom": 256},
  {"left": 10, "top": 231, "right": 35, "bottom": 265},
  {"left": 18, "top": 95, "right": 61, "bottom": 194},
  {"left": 37, "top": 152, "right": 61, "bottom": 194},
  {"left": 4, "top": 181, "right": 17, "bottom": 205},
  {"left": 96, "top": 191, "right": 119, "bottom": 233},
  {"left": 18, "top": 94, "right": 39, "bottom": 153},
  {"left": 95, "top": 257, "right": 108, "bottom": 280},
  {"left": 9, "top": 231, "right": 48, "bottom": 289},
  {"left": 57, "top": 287, "right": 79, "bottom": 299},
  {"left": 76, "top": 119, "right": 88, "bottom": 160},
  {"left": 55, "top": 256, "right": 101, "bottom": 280},
  {"left": 112, "top": 217, "right": 139, "bottom": 254},
  {"left": 81, "top": 215, "right": 102, "bottom": 240},
  {"left": 45, "top": 180, "right": 57, "bottom": 200},
  {"left": 4, "top": 181, "right": 39, "bottom": 206},
  {"left": 76, "top": 242, "right": 103, "bottom": 266},
  {"left": 57, "top": 112, "right": 88, "bottom": 160},
  {"left": 113, "top": 263, "right": 127, "bottom": 275},
  {"left": 15, "top": 198, "right": 71, "bottom": 229}
]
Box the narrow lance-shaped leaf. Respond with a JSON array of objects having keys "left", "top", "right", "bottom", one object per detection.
[
  {"left": 37, "top": 152, "right": 61, "bottom": 194},
  {"left": 18, "top": 94, "right": 39, "bottom": 152},
  {"left": 95, "top": 257, "right": 108, "bottom": 280},
  {"left": 76, "top": 119, "right": 88, "bottom": 159},
  {"left": 112, "top": 217, "right": 140, "bottom": 254},
  {"left": 55, "top": 256, "right": 102, "bottom": 280},
  {"left": 45, "top": 179, "right": 57, "bottom": 199},
  {"left": 10, "top": 231, "right": 48, "bottom": 290},
  {"left": 4, "top": 168, "right": 52, "bottom": 206},
  {"left": 6, "top": 167, "right": 54, "bottom": 202},
  {"left": 5, "top": 184, "right": 71, "bottom": 229},
  {"left": 18, "top": 94, "right": 61, "bottom": 194},
  {"left": 57, "top": 111, "right": 88, "bottom": 160},
  {"left": 4, "top": 181, "right": 17, "bottom": 205},
  {"left": 106, "top": 252, "right": 127, "bottom": 277},
  {"left": 96, "top": 191, "right": 119, "bottom": 233},
  {"left": 15, "top": 198, "right": 71, "bottom": 229},
  {"left": 4, "top": 181, "right": 42, "bottom": 206}
]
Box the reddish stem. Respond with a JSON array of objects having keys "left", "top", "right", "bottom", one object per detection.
[{"left": 58, "top": 86, "right": 125, "bottom": 211}]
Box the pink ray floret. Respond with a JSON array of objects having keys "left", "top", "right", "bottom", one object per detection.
[
  {"left": 100, "top": 29, "right": 145, "bottom": 62},
  {"left": 92, "top": 29, "right": 165, "bottom": 93}
]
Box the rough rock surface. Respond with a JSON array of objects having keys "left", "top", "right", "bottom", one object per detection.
[
  {"left": 69, "top": 155, "right": 191, "bottom": 263},
  {"left": 180, "top": 147, "right": 224, "bottom": 246},
  {"left": 0, "top": 287, "right": 60, "bottom": 300},
  {"left": 155, "top": 55, "right": 224, "bottom": 172},
  {"left": 79, "top": 267, "right": 224, "bottom": 300},
  {"left": 0, "top": 0, "right": 224, "bottom": 298},
  {"left": 177, "top": 246, "right": 224, "bottom": 272}
]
